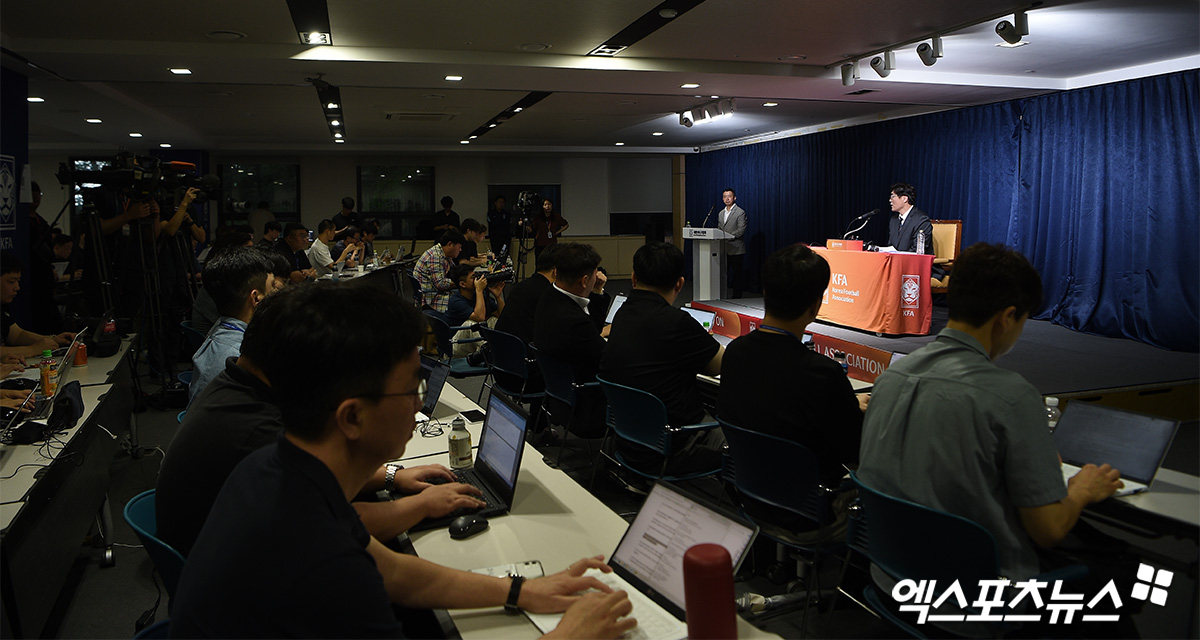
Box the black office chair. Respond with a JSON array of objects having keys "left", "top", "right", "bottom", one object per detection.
[
  {"left": 404, "top": 271, "right": 424, "bottom": 308},
  {"left": 422, "top": 310, "right": 489, "bottom": 401},
  {"left": 474, "top": 326, "right": 544, "bottom": 405},
  {"left": 595, "top": 376, "right": 723, "bottom": 486},
  {"left": 123, "top": 490, "right": 187, "bottom": 606},
  {"left": 721, "top": 419, "right": 850, "bottom": 632},
  {"left": 535, "top": 349, "right": 602, "bottom": 472},
  {"left": 842, "top": 471, "right": 1087, "bottom": 638},
  {"left": 179, "top": 321, "right": 206, "bottom": 358}
]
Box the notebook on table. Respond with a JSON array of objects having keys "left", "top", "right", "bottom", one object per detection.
[
  {"left": 407, "top": 390, "right": 529, "bottom": 532},
  {"left": 526, "top": 481, "right": 758, "bottom": 640},
  {"left": 1054, "top": 402, "right": 1180, "bottom": 497}
]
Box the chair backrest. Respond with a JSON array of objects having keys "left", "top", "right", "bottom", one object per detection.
[
  {"left": 719, "top": 419, "right": 830, "bottom": 526},
  {"left": 405, "top": 271, "right": 423, "bottom": 307},
  {"left": 476, "top": 326, "right": 529, "bottom": 381},
  {"left": 179, "top": 321, "right": 206, "bottom": 354},
  {"left": 596, "top": 376, "right": 672, "bottom": 454},
  {"left": 123, "top": 490, "right": 188, "bottom": 599},
  {"left": 422, "top": 310, "right": 453, "bottom": 359},
  {"left": 536, "top": 349, "right": 580, "bottom": 408},
  {"left": 849, "top": 472, "right": 1001, "bottom": 585},
  {"left": 930, "top": 220, "right": 962, "bottom": 262}
]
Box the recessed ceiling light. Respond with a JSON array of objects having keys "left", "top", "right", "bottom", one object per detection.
[
  {"left": 488, "top": 123, "right": 497, "bottom": 128},
  {"left": 995, "top": 41, "right": 1029, "bottom": 48},
  {"left": 651, "top": 132, "right": 664, "bottom": 136},
  {"left": 615, "top": 142, "right": 625, "bottom": 146},
  {"left": 205, "top": 30, "right": 246, "bottom": 41},
  {"left": 300, "top": 32, "right": 331, "bottom": 45},
  {"left": 710, "top": 95, "right": 719, "bottom": 99},
  {"left": 469, "top": 135, "right": 478, "bottom": 139},
  {"left": 680, "top": 83, "right": 700, "bottom": 89},
  {"left": 27, "top": 97, "right": 45, "bottom": 103},
  {"left": 513, "top": 107, "right": 523, "bottom": 113},
  {"left": 86, "top": 118, "right": 102, "bottom": 123},
  {"left": 335, "top": 139, "right": 346, "bottom": 144},
  {"left": 777, "top": 54, "right": 808, "bottom": 61},
  {"left": 445, "top": 75, "right": 463, "bottom": 82},
  {"left": 517, "top": 43, "right": 550, "bottom": 52},
  {"left": 380, "top": 174, "right": 386, "bottom": 178},
  {"left": 416, "top": 170, "right": 420, "bottom": 173},
  {"left": 460, "top": 140, "right": 470, "bottom": 144},
  {"left": 763, "top": 102, "right": 779, "bottom": 107},
  {"left": 330, "top": 120, "right": 341, "bottom": 126},
  {"left": 333, "top": 133, "right": 343, "bottom": 138},
  {"left": 159, "top": 143, "right": 172, "bottom": 148},
  {"left": 659, "top": 8, "right": 678, "bottom": 19},
  {"left": 326, "top": 102, "right": 339, "bottom": 109},
  {"left": 129, "top": 132, "right": 143, "bottom": 138},
  {"left": 169, "top": 68, "right": 192, "bottom": 75},
  {"left": 246, "top": 172, "right": 254, "bottom": 176}
]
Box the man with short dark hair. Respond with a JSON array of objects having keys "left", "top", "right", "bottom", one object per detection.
[
  {"left": 256, "top": 220, "right": 282, "bottom": 250},
  {"left": 188, "top": 247, "right": 276, "bottom": 404},
  {"left": 717, "top": 188, "right": 748, "bottom": 298},
  {"left": 459, "top": 218, "right": 489, "bottom": 266},
  {"left": 169, "top": 282, "right": 636, "bottom": 638},
  {"left": 885, "top": 182, "right": 934, "bottom": 256},
  {"left": 433, "top": 195, "right": 460, "bottom": 234},
  {"left": 720, "top": 243, "right": 867, "bottom": 535},
  {"left": 487, "top": 195, "right": 513, "bottom": 256},
  {"left": 447, "top": 264, "right": 505, "bottom": 328},
  {"left": 495, "top": 244, "right": 557, "bottom": 345},
  {"left": 0, "top": 252, "right": 75, "bottom": 360},
  {"left": 859, "top": 243, "right": 1123, "bottom": 587},
  {"left": 308, "top": 219, "right": 359, "bottom": 276},
  {"left": 360, "top": 219, "right": 379, "bottom": 262},
  {"left": 331, "top": 196, "right": 359, "bottom": 231},
  {"left": 275, "top": 222, "right": 316, "bottom": 283},
  {"left": 601, "top": 241, "right": 724, "bottom": 475},
  {"left": 414, "top": 230, "right": 465, "bottom": 312}
]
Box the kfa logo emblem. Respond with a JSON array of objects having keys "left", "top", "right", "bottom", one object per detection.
[
  {"left": 901, "top": 274, "right": 920, "bottom": 309},
  {"left": 0, "top": 155, "right": 16, "bottom": 232}
]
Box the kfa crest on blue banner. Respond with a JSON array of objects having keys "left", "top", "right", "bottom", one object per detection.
[{"left": 0, "top": 154, "right": 16, "bottom": 232}]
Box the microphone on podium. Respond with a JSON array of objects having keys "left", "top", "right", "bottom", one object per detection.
[{"left": 700, "top": 204, "right": 717, "bottom": 227}]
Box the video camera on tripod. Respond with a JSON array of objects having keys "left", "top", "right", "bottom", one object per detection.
[
  {"left": 515, "top": 190, "right": 540, "bottom": 226},
  {"left": 56, "top": 151, "right": 220, "bottom": 206}
]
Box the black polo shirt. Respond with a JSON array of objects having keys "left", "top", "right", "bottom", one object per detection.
[
  {"left": 157, "top": 358, "right": 283, "bottom": 556},
  {"left": 717, "top": 330, "right": 862, "bottom": 487},
  {"left": 169, "top": 436, "right": 403, "bottom": 638},
  {"left": 460, "top": 239, "right": 479, "bottom": 263},
  {"left": 600, "top": 290, "right": 720, "bottom": 426}
]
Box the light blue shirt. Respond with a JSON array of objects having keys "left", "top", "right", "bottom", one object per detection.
[{"left": 189, "top": 317, "right": 247, "bottom": 406}]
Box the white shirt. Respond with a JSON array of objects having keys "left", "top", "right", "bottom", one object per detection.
[
  {"left": 307, "top": 237, "right": 335, "bottom": 276},
  {"left": 897, "top": 204, "right": 914, "bottom": 227},
  {"left": 722, "top": 206, "right": 734, "bottom": 225},
  {"left": 553, "top": 284, "right": 591, "bottom": 311}
]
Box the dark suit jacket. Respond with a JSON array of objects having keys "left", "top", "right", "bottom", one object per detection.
[
  {"left": 495, "top": 273, "right": 552, "bottom": 344},
  {"left": 533, "top": 286, "right": 606, "bottom": 383},
  {"left": 887, "top": 207, "right": 934, "bottom": 255}
]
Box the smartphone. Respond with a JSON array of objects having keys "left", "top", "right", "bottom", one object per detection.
[{"left": 460, "top": 409, "right": 486, "bottom": 423}]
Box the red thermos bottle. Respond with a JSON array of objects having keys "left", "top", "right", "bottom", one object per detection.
[{"left": 684, "top": 543, "right": 737, "bottom": 638}]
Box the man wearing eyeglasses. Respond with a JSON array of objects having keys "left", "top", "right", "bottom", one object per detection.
[
  {"left": 170, "top": 281, "right": 636, "bottom": 638},
  {"left": 884, "top": 182, "right": 935, "bottom": 256}
]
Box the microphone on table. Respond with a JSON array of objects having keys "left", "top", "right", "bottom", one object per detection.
[
  {"left": 700, "top": 204, "right": 718, "bottom": 228},
  {"left": 853, "top": 208, "right": 880, "bottom": 221},
  {"left": 843, "top": 209, "right": 880, "bottom": 239}
]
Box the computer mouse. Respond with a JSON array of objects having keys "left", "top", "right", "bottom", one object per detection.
[
  {"left": 1, "top": 378, "right": 37, "bottom": 391},
  {"left": 448, "top": 514, "right": 489, "bottom": 540}
]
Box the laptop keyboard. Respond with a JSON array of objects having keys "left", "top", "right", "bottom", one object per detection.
[{"left": 428, "top": 472, "right": 492, "bottom": 516}]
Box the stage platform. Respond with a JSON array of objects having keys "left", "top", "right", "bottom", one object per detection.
[{"left": 694, "top": 297, "right": 1199, "bottom": 397}]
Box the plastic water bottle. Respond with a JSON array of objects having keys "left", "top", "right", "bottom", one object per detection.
[
  {"left": 915, "top": 229, "right": 925, "bottom": 254},
  {"left": 1045, "top": 397, "right": 1062, "bottom": 433},
  {"left": 449, "top": 417, "right": 473, "bottom": 469},
  {"left": 39, "top": 350, "right": 55, "bottom": 398}
]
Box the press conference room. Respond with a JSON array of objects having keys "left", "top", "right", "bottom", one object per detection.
[{"left": 1, "top": 0, "right": 1197, "bottom": 638}]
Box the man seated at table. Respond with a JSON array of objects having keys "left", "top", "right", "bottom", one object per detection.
[
  {"left": 414, "top": 230, "right": 465, "bottom": 312},
  {"left": 495, "top": 244, "right": 556, "bottom": 345},
  {"left": 161, "top": 282, "right": 489, "bottom": 555},
  {"left": 0, "top": 252, "right": 75, "bottom": 360},
  {"left": 858, "top": 244, "right": 1123, "bottom": 607},
  {"left": 308, "top": 219, "right": 359, "bottom": 277},
  {"left": 255, "top": 220, "right": 281, "bottom": 250},
  {"left": 169, "top": 282, "right": 636, "bottom": 638},
  {"left": 458, "top": 218, "right": 489, "bottom": 267},
  {"left": 719, "top": 244, "right": 867, "bottom": 538},
  {"left": 533, "top": 243, "right": 609, "bottom": 437},
  {"left": 331, "top": 225, "right": 364, "bottom": 267},
  {"left": 187, "top": 247, "right": 275, "bottom": 405},
  {"left": 274, "top": 222, "right": 316, "bottom": 283},
  {"left": 600, "top": 241, "right": 724, "bottom": 476}
]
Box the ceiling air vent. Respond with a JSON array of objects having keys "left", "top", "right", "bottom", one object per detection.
[{"left": 384, "top": 112, "right": 456, "bottom": 122}]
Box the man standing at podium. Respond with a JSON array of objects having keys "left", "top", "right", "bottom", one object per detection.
[
  {"left": 717, "top": 188, "right": 747, "bottom": 298},
  {"left": 886, "top": 183, "right": 934, "bottom": 255}
]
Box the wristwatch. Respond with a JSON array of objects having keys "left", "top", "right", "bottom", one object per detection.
[
  {"left": 383, "top": 464, "right": 401, "bottom": 492},
  {"left": 505, "top": 575, "right": 525, "bottom": 615}
]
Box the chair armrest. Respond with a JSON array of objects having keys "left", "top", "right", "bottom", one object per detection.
[
  {"left": 933, "top": 258, "right": 951, "bottom": 265},
  {"left": 676, "top": 420, "right": 720, "bottom": 432}
]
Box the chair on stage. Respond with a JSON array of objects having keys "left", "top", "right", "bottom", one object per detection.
[
  {"left": 720, "top": 420, "right": 850, "bottom": 632},
  {"left": 535, "top": 350, "right": 602, "bottom": 471},
  {"left": 422, "top": 310, "right": 489, "bottom": 400},
  {"left": 840, "top": 471, "right": 1086, "bottom": 638},
  {"left": 929, "top": 220, "right": 962, "bottom": 293},
  {"left": 595, "top": 376, "right": 722, "bottom": 487},
  {"left": 123, "top": 490, "right": 187, "bottom": 607}
]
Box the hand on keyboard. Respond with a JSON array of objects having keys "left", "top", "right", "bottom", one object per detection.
[
  {"left": 416, "top": 482, "right": 486, "bottom": 519},
  {"left": 549, "top": 591, "right": 638, "bottom": 640}
]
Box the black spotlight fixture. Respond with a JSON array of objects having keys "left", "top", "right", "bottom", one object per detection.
[
  {"left": 996, "top": 10, "right": 1029, "bottom": 45},
  {"left": 306, "top": 76, "right": 346, "bottom": 143}
]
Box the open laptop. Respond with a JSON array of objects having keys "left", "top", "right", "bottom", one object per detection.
[
  {"left": 414, "top": 354, "right": 451, "bottom": 423},
  {"left": 26, "top": 330, "right": 87, "bottom": 421},
  {"left": 527, "top": 482, "right": 759, "bottom": 639},
  {"left": 681, "top": 306, "right": 716, "bottom": 333},
  {"left": 408, "top": 390, "right": 529, "bottom": 532},
  {"left": 1054, "top": 402, "right": 1180, "bottom": 497}
]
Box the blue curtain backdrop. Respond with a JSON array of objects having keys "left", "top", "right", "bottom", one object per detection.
[{"left": 685, "top": 70, "right": 1198, "bottom": 351}]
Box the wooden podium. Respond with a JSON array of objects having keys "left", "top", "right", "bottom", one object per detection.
[{"left": 683, "top": 226, "right": 734, "bottom": 301}]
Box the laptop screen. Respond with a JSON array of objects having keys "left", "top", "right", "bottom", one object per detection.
[
  {"left": 1053, "top": 402, "right": 1180, "bottom": 485},
  {"left": 477, "top": 392, "right": 528, "bottom": 492},
  {"left": 682, "top": 307, "right": 715, "bottom": 333},
  {"left": 609, "top": 482, "right": 757, "bottom": 619},
  {"left": 605, "top": 294, "right": 627, "bottom": 325},
  {"left": 418, "top": 355, "right": 450, "bottom": 417}
]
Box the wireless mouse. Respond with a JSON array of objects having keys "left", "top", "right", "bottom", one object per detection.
[{"left": 448, "top": 514, "right": 489, "bottom": 540}]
